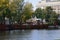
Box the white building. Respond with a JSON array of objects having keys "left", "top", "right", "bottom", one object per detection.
[{"left": 37, "top": 0, "right": 60, "bottom": 14}]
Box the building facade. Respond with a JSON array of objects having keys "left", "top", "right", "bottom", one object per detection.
[{"left": 37, "top": 0, "right": 60, "bottom": 14}]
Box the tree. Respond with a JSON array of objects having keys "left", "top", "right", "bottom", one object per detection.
[
  {"left": 0, "top": 0, "right": 9, "bottom": 24},
  {"left": 34, "top": 8, "right": 42, "bottom": 18},
  {"left": 49, "top": 11, "right": 58, "bottom": 23},
  {"left": 0, "top": 0, "right": 24, "bottom": 24},
  {"left": 45, "top": 6, "right": 58, "bottom": 24},
  {"left": 22, "top": 2, "right": 33, "bottom": 22},
  {"left": 34, "top": 8, "right": 46, "bottom": 20},
  {"left": 34, "top": 6, "right": 58, "bottom": 24},
  {"left": 34, "top": 8, "right": 46, "bottom": 24},
  {"left": 9, "top": 0, "right": 24, "bottom": 24}
]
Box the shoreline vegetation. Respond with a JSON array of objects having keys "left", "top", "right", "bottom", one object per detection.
[
  {"left": 0, "top": 23, "right": 60, "bottom": 31},
  {"left": 0, "top": 0, "right": 60, "bottom": 31}
]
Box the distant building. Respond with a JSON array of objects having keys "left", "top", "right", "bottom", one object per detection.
[{"left": 36, "top": 0, "right": 60, "bottom": 14}]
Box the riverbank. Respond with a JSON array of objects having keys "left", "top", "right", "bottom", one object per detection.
[{"left": 0, "top": 24, "right": 60, "bottom": 31}]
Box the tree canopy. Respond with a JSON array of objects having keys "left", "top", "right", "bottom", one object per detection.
[
  {"left": 22, "top": 2, "right": 33, "bottom": 22},
  {"left": 0, "top": 0, "right": 59, "bottom": 25}
]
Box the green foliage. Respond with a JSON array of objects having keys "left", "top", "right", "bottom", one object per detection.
[
  {"left": 0, "top": 0, "right": 58, "bottom": 25},
  {"left": 34, "top": 6, "right": 58, "bottom": 24},
  {"left": 0, "top": 0, "right": 9, "bottom": 23},
  {"left": 0, "top": 0, "right": 24, "bottom": 24},
  {"left": 45, "top": 6, "right": 58, "bottom": 23},
  {"left": 34, "top": 8, "right": 46, "bottom": 20},
  {"left": 34, "top": 8, "right": 42, "bottom": 18},
  {"left": 22, "top": 2, "right": 33, "bottom": 22},
  {"left": 9, "top": 0, "right": 24, "bottom": 24}
]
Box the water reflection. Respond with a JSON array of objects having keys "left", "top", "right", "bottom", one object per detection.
[{"left": 0, "top": 30, "right": 60, "bottom": 40}]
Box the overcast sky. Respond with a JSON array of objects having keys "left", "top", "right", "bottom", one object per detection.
[{"left": 24, "top": 0, "right": 41, "bottom": 10}]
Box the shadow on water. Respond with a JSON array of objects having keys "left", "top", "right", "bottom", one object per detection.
[
  {"left": 0, "top": 30, "right": 60, "bottom": 40},
  {"left": 0, "top": 30, "right": 32, "bottom": 40}
]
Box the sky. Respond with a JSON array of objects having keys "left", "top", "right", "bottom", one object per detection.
[{"left": 24, "top": 0, "right": 41, "bottom": 10}]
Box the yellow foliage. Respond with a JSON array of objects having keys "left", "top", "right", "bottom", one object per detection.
[
  {"left": 2, "top": 0, "right": 5, "bottom": 3},
  {"left": 0, "top": 5, "right": 1, "bottom": 7},
  {"left": 6, "top": 4, "right": 9, "bottom": 7}
]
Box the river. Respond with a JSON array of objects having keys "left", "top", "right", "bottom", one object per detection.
[{"left": 0, "top": 30, "right": 60, "bottom": 40}]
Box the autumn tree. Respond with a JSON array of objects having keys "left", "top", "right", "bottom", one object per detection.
[
  {"left": 9, "top": 0, "right": 24, "bottom": 24},
  {"left": 0, "top": 0, "right": 9, "bottom": 24},
  {"left": 0, "top": 0, "right": 24, "bottom": 24},
  {"left": 22, "top": 2, "right": 33, "bottom": 23}
]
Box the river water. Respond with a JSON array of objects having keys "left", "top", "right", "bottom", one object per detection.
[{"left": 0, "top": 30, "right": 60, "bottom": 40}]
